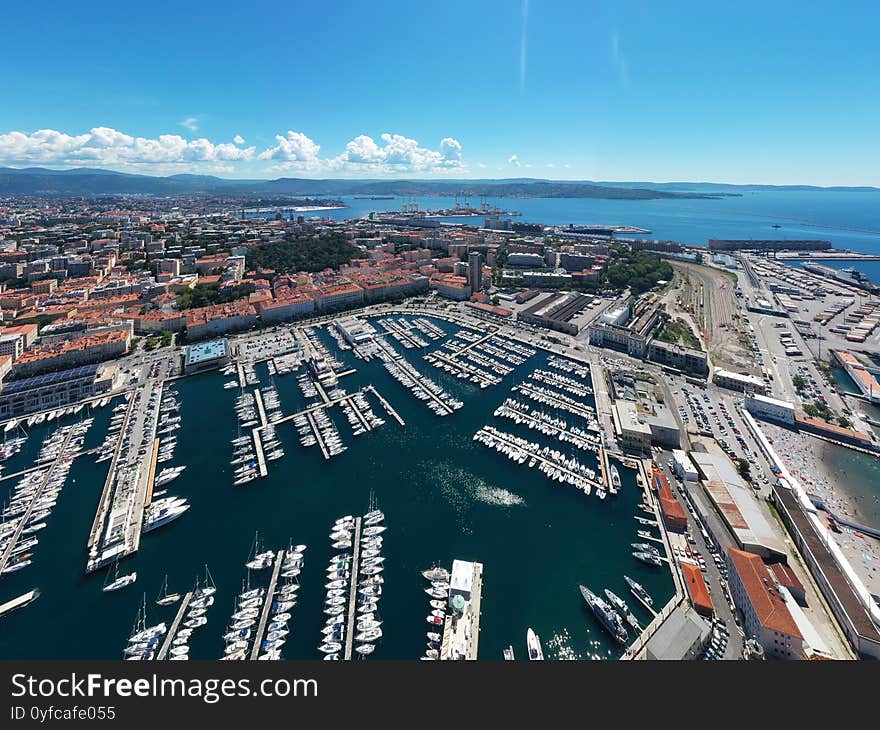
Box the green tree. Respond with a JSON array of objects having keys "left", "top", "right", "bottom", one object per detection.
[{"left": 736, "top": 458, "right": 751, "bottom": 481}]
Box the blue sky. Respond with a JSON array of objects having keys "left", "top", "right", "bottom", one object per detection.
[{"left": 1, "top": 0, "right": 878, "bottom": 184}]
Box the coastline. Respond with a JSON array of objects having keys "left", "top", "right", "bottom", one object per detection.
[{"left": 762, "top": 423, "right": 880, "bottom": 595}]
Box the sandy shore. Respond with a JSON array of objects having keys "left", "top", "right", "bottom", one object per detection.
[{"left": 763, "top": 423, "right": 880, "bottom": 595}]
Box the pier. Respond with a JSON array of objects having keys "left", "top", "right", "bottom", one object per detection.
[
  {"left": 439, "top": 559, "right": 484, "bottom": 660},
  {"left": 254, "top": 389, "right": 268, "bottom": 428},
  {"left": 249, "top": 550, "right": 284, "bottom": 660},
  {"left": 0, "top": 427, "right": 78, "bottom": 576},
  {"left": 156, "top": 591, "right": 194, "bottom": 660},
  {"left": 144, "top": 438, "right": 160, "bottom": 507},
  {"left": 366, "top": 385, "right": 405, "bottom": 426},
  {"left": 237, "top": 364, "right": 246, "bottom": 388},
  {"left": 343, "top": 395, "right": 372, "bottom": 432},
  {"left": 513, "top": 382, "right": 596, "bottom": 420},
  {"left": 342, "top": 517, "right": 363, "bottom": 661},
  {"left": 306, "top": 411, "right": 331, "bottom": 460},
  {"left": 87, "top": 381, "right": 161, "bottom": 572},
  {"left": 476, "top": 427, "right": 603, "bottom": 493},
  {"left": 251, "top": 427, "right": 268, "bottom": 478},
  {"left": 629, "top": 588, "right": 658, "bottom": 619}
]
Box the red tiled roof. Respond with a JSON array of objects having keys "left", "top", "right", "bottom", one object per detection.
[{"left": 728, "top": 548, "right": 802, "bottom": 638}]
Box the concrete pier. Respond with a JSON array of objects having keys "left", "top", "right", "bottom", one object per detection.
[
  {"left": 249, "top": 550, "right": 284, "bottom": 660},
  {"left": 156, "top": 591, "right": 194, "bottom": 660},
  {"left": 237, "top": 364, "right": 246, "bottom": 388},
  {"left": 342, "top": 517, "right": 362, "bottom": 661},
  {"left": 144, "top": 438, "right": 160, "bottom": 507}
]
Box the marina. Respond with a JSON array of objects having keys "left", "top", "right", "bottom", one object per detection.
[{"left": 0, "top": 314, "right": 673, "bottom": 660}]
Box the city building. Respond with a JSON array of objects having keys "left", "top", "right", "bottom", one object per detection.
[
  {"left": 646, "top": 339, "right": 709, "bottom": 376},
  {"left": 712, "top": 367, "right": 768, "bottom": 394},
  {"left": 745, "top": 394, "right": 796, "bottom": 425},
  {"left": 184, "top": 338, "right": 231, "bottom": 374},
  {"left": 612, "top": 399, "right": 652, "bottom": 453},
  {"left": 467, "top": 251, "right": 483, "bottom": 294},
  {"left": 0, "top": 362, "right": 117, "bottom": 418},
  {"left": 726, "top": 548, "right": 805, "bottom": 660},
  {"left": 682, "top": 562, "right": 714, "bottom": 617}
]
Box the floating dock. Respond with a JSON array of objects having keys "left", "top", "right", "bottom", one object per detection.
[
  {"left": 306, "top": 410, "right": 331, "bottom": 460},
  {"left": 249, "top": 550, "right": 284, "bottom": 660},
  {"left": 254, "top": 389, "right": 268, "bottom": 428},
  {"left": 342, "top": 517, "right": 363, "bottom": 661},
  {"left": 0, "top": 428, "right": 78, "bottom": 575},
  {"left": 251, "top": 427, "right": 268, "bottom": 478},
  {"left": 366, "top": 385, "right": 405, "bottom": 426},
  {"left": 156, "top": 591, "right": 194, "bottom": 660}
]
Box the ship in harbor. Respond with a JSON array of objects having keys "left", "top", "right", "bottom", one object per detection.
[
  {"left": 526, "top": 627, "right": 544, "bottom": 660},
  {"left": 802, "top": 262, "right": 879, "bottom": 293},
  {"left": 624, "top": 576, "right": 654, "bottom": 607},
  {"left": 579, "top": 585, "right": 628, "bottom": 644}
]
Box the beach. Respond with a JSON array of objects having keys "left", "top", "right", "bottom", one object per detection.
[{"left": 762, "top": 423, "right": 880, "bottom": 595}]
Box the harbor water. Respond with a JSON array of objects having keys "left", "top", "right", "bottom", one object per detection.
[{"left": 0, "top": 315, "right": 673, "bottom": 660}]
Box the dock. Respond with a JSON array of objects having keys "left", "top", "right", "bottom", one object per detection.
[
  {"left": 254, "top": 389, "right": 268, "bottom": 428},
  {"left": 144, "top": 438, "right": 160, "bottom": 507},
  {"left": 439, "top": 560, "right": 483, "bottom": 660},
  {"left": 0, "top": 589, "right": 39, "bottom": 617},
  {"left": 86, "top": 381, "right": 161, "bottom": 572},
  {"left": 306, "top": 410, "right": 331, "bottom": 460},
  {"left": 237, "top": 364, "right": 246, "bottom": 388},
  {"left": 476, "top": 428, "right": 603, "bottom": 494},
  {"left": 156, "top": 591, "right": 194, "bottom": 660},
  {"left": 249, "top": 550, "right": 284, "bottom": 660},
  {"left": 343, "top": 394, "right": 372, "bottom": 432},
  {"left": 250, "top": 427, "right": 268, "bottom": 477},
  {"left": 0, "top": 427, "right": 78, "bottom": 576},
  {"left": 366, "top": 385, "right": 405, "bottom": 426},
  {"left": 514, "top": 382, "right": 595, "bottom": 420},
  {"left": 342, "top": 517, "right": 363, "bottom": 661},
  {"left": 629, "top": 588, "right": 658, "bottom": 618}
]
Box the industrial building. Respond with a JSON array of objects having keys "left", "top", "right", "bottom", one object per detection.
[
  {"left": 708, "top": 239, "right": 831, "bottom": 252},
  {"left": 645, "top": 605, "right": 710, "bottom": 660},
  {"left": 519, "top": 292, "right": 591, "bottom": 335},
  {"left": 690, "top": 451, "right": 787, "bottom": 559}
]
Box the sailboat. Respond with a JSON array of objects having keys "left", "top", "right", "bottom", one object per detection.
[
  {"left": 194, "top": 564, "right": 217, "bottom": 598},
  {"left": 245, "top": 531, "right": 274, "bottom": 570},
  {"left": 155, "top": 574, "right": 181, "bottom": 606},
  {"left": 103, "top": 561, "right": 137, "bottom": 593}
]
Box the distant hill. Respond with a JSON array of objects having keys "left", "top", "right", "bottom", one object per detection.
[{"left": 0, "top": 167, "right": 746, "bottom": 199}]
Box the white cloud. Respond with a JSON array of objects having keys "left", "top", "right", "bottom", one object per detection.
[
  {"left": 508, "top": 154, "right": 521, "bottom": 167},
  {"left": 258, "top": 130, "right": 323, "bottom": 170},
  {"left": 180, "top": 117, "right": 200, "bottom": 132},
  {"left": 0, "top": 127, "right": 465, "bottom": 176},
  {"left": 0, "top": 127, "right": 256, "bottom": 170},
  {"left": 263, "top": 131, "right": 465, "bottom": 175}
]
